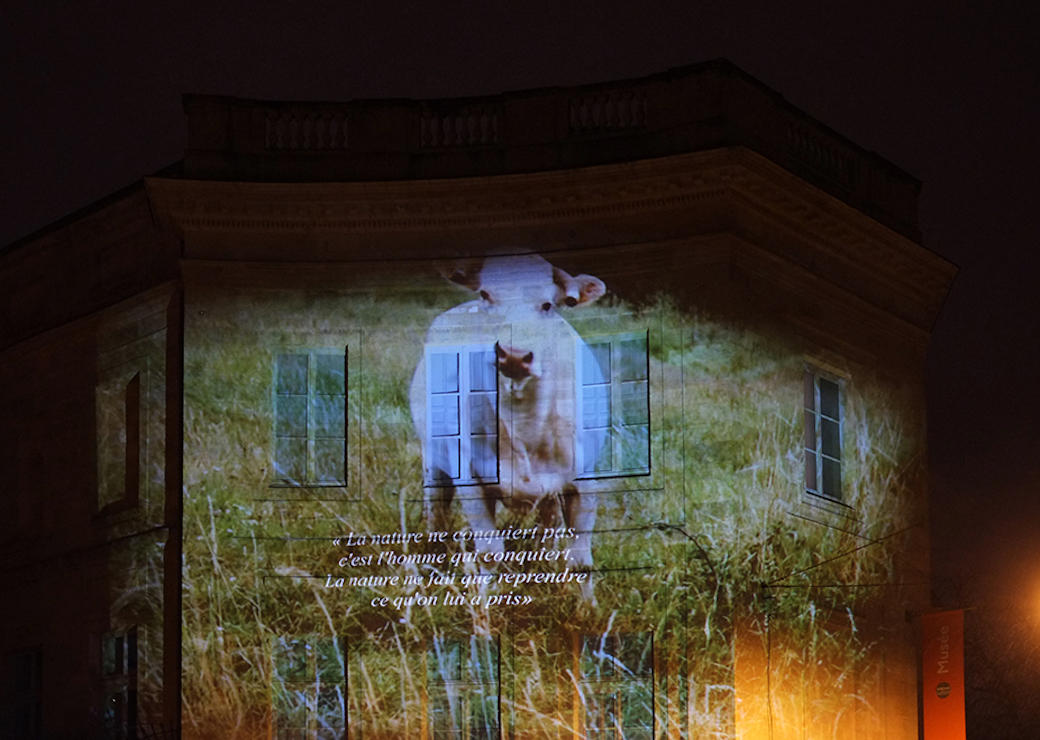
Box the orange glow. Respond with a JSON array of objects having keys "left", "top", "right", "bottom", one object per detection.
[{"left": 734, "top": 615, "right": 916, "bottom": 739}]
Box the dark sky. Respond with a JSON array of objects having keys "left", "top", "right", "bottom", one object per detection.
[{"left": 3, "top": 0, "right": 1039, "bottom": 720}]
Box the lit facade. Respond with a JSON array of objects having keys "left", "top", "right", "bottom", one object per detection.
[{"left": 0, "top": 61, "right": 954, "bottom": 738}]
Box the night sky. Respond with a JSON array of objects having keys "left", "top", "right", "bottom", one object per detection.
[{"left": 3, "top": 1, "right": 1039, "bottom": 730}]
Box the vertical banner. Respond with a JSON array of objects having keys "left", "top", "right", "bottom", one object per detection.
[{"left": 921, "top": 609, "right": 966, "bottom": 739}]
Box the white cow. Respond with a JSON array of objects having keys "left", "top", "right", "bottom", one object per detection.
[{"left": 410, "top": 254, "right": 605, "bottom": 594}]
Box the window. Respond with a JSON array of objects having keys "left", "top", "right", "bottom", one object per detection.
[
  {"left": 804, "top": 369, "right": 843, "bottom": 501},
  {"left": 420, "top": 334, "right": 649, "bottom": 485},
  {"left": 426, "top": 636, "right": 499, "bottom": 740},
  {"left": 100, "top": 629, "right": 137, "bottom": 740},
  {"left": 95, "top": 311, "right": 166, "bottom": 516},
  {"left": 345, "top": 638, "right": 424, "bottom": 737},
  {"left": 578, "top": 632, "right": 654, "bottom": 739},
  {"left": 578, "top": 333, "right": 650, "bottom": 476},
  {"left": 274, "top": 351, "right": 347, "bottom": 486},
  {"left": 272, "top": 636, "right": 346, "bottom": 740},
  {"left": 96, "top": 368, "right": 142, "bottom": 511},
  {"left": 423, "top": 347, "right": 498, "bottom": 486},
  {"left": 5, "top": 648, "right": 42, "bottom": 739}
]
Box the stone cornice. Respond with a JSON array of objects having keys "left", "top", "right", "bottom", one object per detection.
[
  {"left": 146, "top": 147, "right": 953, "bottom": 331},
  {"left": 149, "top": 152, "right": 727, "bottom": 235}
]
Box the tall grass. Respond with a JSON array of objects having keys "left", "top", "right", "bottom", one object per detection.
[{"left": 180, "top": 285, "right": 922, "bottom": 737}]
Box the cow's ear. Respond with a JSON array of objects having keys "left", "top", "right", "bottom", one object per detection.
[
  {"left": 552, "top": 266, "right": 580, "bottom": 306},
  {"left": 553, "top": 267, "right": 606, "bottom": 307},
  {"left": 572, "top": 274, "right": 606, "bottom": 306},
  {"left": 439, "top": 258, "right": 485, "bottom": 292}
]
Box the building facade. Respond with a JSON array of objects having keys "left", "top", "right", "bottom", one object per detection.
[{"left": 0, "top": 60, "right": 954, "bottom": 738}]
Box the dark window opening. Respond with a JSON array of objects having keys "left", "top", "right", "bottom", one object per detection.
[
  {"left": 100, "top": 628, "right": 137, "bottom": 740},
  {"left": 804, "top": 370, "right": 843, "bottom": 501}
]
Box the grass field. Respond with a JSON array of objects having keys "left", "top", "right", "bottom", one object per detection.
[{"left": 181, "top": 279, "right": 924, "bottom": 737}]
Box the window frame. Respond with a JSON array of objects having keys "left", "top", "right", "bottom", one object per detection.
[
  {"left": 271, "top": 635, "right": 347, "bottom": 739},
  {"left": 421, "top": 344, "right": 500, "bottom": 488},
  {"left": 575, "top": 330, "right": 651, "bottom": 479},
  {"left": 803, "top": 367, "right": 845, "bottom": 503},
  {"left": 94, "top": 301, "right": 167, "bottom": 519},
  {"left": 426, "top": 635, "right": 501, "bottom": 740},
  {"left": 99, "top": 628, "right": 137, "bottom": 740},
  {"left": 271, "top": 348, "right": 349, "bottom": 488},
  {"left": 95, "top": 365, "right": 144, "bottom": 513},
  {"left": 576, "top": 631, "right": 655, "bottom": 739}
]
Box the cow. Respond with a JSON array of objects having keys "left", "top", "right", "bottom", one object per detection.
[{"left": 409, "top": 254, "right": 606, "bottom": 598}]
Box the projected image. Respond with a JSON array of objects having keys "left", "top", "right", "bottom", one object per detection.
[
  {"left": 181, "top": 252, "right": 923, "bottom": 738},
  {"left": 411, "top": 255, "right": 611, "bottom": 602}
]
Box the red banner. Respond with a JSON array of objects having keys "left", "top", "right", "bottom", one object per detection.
[{"left": 921, "top": 609, "right": 966, "bottom": 739}]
